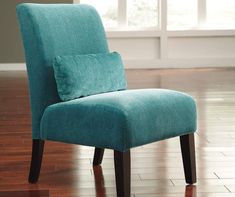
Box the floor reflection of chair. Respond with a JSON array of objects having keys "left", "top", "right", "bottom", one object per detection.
[
  {"left": 185, "top": 185, "right": 197, "bottom": 197},
  {"left": 93, "top": 165, "right": 107, "bottom": 197},
  {"left": 92, "top": 162, "right": 197, "bottom": 197}
]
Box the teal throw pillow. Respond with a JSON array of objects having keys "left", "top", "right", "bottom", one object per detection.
[{"left": 53, "top": 52, "right": 127, "bottom": 101}]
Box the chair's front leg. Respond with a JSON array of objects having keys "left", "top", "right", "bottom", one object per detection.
[
  {"left": 180, "top": 133, "right": 196, "bottom": 184},
  {"left": 114, "top": 150, "right": 131, "bottom": 197},
  {"left": 93, "top": 148, "right": 105, "bottom": 165},
  {"left": 28, "top": 139, "right": 45, "bottom": 183}
]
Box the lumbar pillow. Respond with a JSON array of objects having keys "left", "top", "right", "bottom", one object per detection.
[{"left": 53, "top": 52, "right": 127, "bottom": 101}]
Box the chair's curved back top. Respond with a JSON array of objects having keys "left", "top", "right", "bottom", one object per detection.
[{"left": 16, "top": 3, "right": 109, "bottom": 139}]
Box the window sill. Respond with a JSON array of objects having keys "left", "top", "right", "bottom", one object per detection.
[
  {"left": 106, "top": 29, "right": 235, "bottom": 38},
  {"left": 106, "top": 30, "right": 161, "bottom": 38},
  {"left": 167, "top": 29, "right": 235, "bottom": 37}
]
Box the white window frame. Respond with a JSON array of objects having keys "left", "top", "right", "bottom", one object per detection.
[
  {"left": 76, "top": 0, "right": 235, "bottom": 37},
  {"left": 198, "top": 0, "right": 206, "bottom": 26},
  {"left": 118, "top": 0, "right": 127, "bottom": 27}
]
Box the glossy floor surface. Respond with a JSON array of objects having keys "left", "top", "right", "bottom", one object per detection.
[{"left": 0, "top": 68, "right": 235, "bottom": 197}]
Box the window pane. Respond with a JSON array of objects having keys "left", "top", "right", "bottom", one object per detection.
[
  {"left": 128, "top": 0, "right": 158, "bottom": 28},
  {"left": 79, "top": 0, "right": 118, "bottom": 28},
  {"left": 168, "top": 0, "right": 197, "bottom": 30},
  {"left": 207, "top": 0, "right": 235, "bottom": 29}
]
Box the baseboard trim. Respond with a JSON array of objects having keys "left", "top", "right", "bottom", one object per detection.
[{"left": 0, "top": 63, "right": 26, "bottom": 71}]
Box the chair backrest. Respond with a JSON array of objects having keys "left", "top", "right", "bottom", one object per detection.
[{"left": 16, "top": 3, "right": 109, "bottom": 139}]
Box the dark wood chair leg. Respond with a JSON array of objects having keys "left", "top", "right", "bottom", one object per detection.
[
  {"left": 93, "top": 148, "right": 105, "bottom": 166},
  {"left": 114, "top": 150, "right": 131, "bottom": 197},
  {"left": 28, "top": 139, "right": 44, "bottom": 183},
  {"left": 93, "top": 165, "right": 106, "bottom": 196},
  {"left": 180, "top": 133, "right": 196, "bottom": 184}
]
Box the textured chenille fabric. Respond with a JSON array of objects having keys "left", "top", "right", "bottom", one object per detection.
[
  {"left": 40, "top": 89, "right": 197, "bottom": 151},
  {"left": 16, "top": 4, "right": 109, "bottom": 139},
  {"left": 53, "top": 52, "right": 127, "bottom": 101},
  {"left": 17, "top": 3, "right": 197, "bottom": 151}
]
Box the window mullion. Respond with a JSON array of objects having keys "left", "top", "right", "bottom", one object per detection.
[
  {"left": 159, "top": 0, "right": 168, "bottom": 59},
  {"left": 159, "top": 0, "right": 167, "bottom": 31},
  {"left": 118, "top": 0, "right": 127, "bottom": 27},
  {"left": 198, "top": 0, "right": 207, "bottom": 27}
]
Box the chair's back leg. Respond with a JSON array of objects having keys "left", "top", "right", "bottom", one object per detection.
[
  {"left": 93, "top": 148, "right": 105, "bottom": 166},
  {"left": 28, "top": 139, "right": 44, "bottom": 183},
  {"left": 180, "top": 133, "right": 196, "bottom": 184},
  {"left": 114, "top": 150, "right": 131, "bottom": 197}
]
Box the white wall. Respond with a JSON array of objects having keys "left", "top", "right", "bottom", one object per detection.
[
  {"left": 1, "top": 0, "right": 235, "bottom": 70},
  {"left": 107, "top": 30, "right": 235, "bottom": 69}
]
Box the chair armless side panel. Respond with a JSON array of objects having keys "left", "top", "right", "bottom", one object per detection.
[
  {"left": 16, "top": 4, "right": 109, "bottom": 139},
  {"left": 16, "top": 5, "right": 56, "bottom": 139}
]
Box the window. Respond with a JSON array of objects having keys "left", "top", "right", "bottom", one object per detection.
[
  {"left": 127, "top": 0, "right": 158, "bottom": 28},
  {"left": 76, "top": 0, "right": 235, "bottom": 31},
  {"left": 167, "top": 0, "right": 197, "bottom": 30},
  {"left": 79, "top": 0, "right": 158, "bottom": 30},
  {"left": 168, "top": 0, "right": 235, "bottom": 30},
  {"left": 78, "top": 0, "right": 118, "bottom": 28},
  {"left": 206, "top": 0, "right": 235, "bottom": 29}
]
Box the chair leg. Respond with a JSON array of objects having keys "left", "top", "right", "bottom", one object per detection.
[
  {"left": 28, "top": 139, "right": 44, "bottom": 183},
  {"left": 93, "top": 148, "right": 105, "bottom": 166},
  {"left": 114, "top": 150, "right": 131, "bottom": 197},
  {"left": 180, "top": 133, "right": 196, "bottom": 184}
]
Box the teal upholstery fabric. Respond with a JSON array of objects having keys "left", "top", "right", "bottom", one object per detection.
[
  {"left": 16, "top": 4, "right": 109, "bottom": 138},
  {"left": 17, "top": 3, "right": 197, "bottom": 151},
  {"left": 41, "top": 89, "right": 197, "bottom": 151},
  {"left": 53, "top": 52, "right": 127, "bottom": 101}
]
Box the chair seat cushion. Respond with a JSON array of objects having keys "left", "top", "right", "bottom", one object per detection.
[{"left": 40, "top": 89, "right": 196, "bottom": 151}]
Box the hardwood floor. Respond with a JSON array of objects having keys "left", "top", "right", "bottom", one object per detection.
[
  {"left": 0, "top": 68, "right": 235, "bottom": 196},
  {"left": 0, "top": 190, "right": 49, "bottom": 197}
]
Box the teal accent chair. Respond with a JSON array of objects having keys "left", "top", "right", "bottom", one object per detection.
[{"left": 16, "top": 3, "right": 197, "bottom": 197}]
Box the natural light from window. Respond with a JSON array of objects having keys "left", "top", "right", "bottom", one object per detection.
[
  {"left": 127, "top": 0, "right": 158, "bottom": 28},
  {"left": 167, "top": 0, "right": 197, "bottom": 30},
  {"left": 78, "top": 0, "right": 158, "bottom": 29},
  {"left": 78, "top": 0, "right": 118, "bottom": 27},
  {"left": 76, "top": 0, "right": 235, "bottom": 31},
  {"left": 206, "top": 0, "right": 235, "bottom": 29}
]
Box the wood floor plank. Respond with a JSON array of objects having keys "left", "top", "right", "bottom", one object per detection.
[
  {"left": 0, "top": 190, "right": 49, "bottom": 197},
  {"left": 1, "top": 68, "right": 235, "bottom": 196}
]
